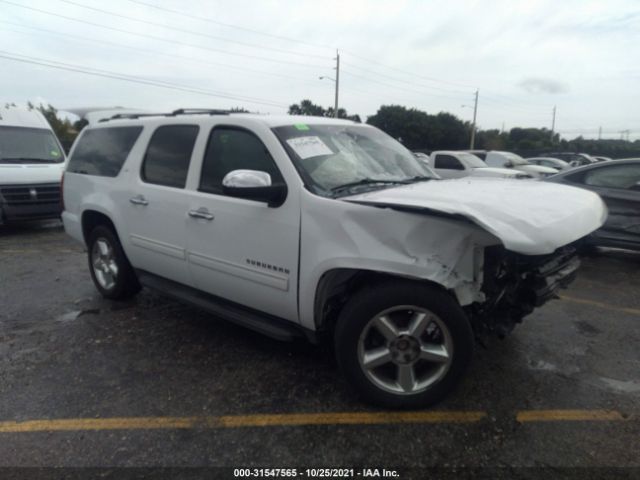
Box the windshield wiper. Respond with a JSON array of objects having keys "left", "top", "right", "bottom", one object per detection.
[
  {"left": 403, "top": 175, "right": 433, "bottom": 183},
  {"left": 0, "top": 157, "right": 60, "bottom": 163},
  {"left": 331, "top": 176, "right": 434, "bottom": 195},
  {"left": 331, "top": 178, "right": 409, "bottom": 194}
]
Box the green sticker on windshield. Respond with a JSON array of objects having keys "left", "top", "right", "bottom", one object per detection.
[
  {"left": 50, "top": 150, "right": 60, "bottom": 157},
  {"left": 294, "top": 124, "right": 310, "bottom": 131}
]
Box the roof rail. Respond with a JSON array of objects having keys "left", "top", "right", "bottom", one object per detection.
[
  {"left": 99, "top": 108, "right": 238, "bottom": 123},
  {"left": 170, "top": 108, "right": 231, "bottom": 116},
  {"left": 99, "top": 112, "right": 166, "bottom": 122}
]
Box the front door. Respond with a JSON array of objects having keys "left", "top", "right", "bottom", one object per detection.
[
  {"left": 185, "top": 125, "right": 300, "bottom": 322},
  {"left": 433, "top": 154, "right": 467, "bottom": 179}
]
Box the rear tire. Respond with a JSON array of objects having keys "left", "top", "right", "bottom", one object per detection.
[
  {"left": 87, "top": 225, "right": 140, "bottom": 300},
  {"left": 334, "top": 281, "right": 473, "bottom": 408}
]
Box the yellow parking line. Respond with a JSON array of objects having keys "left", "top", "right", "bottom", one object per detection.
[
  {"left": 0, "top": 411, "right": 486, "bottom": 433},
  {"left": 217, "top": 411, "right": 487, "bottom": 427},
  {"left": 516, "top": 410, "right": 628, "bottom": 423},
  {"left": 1, "top": 410, "right": 635, "bottom": 433},
  {"left": 559, "top": 295, "right": 640, "bottom": 316},
  {"left": 0, "top": 417, "right": 202, "bottom": 433}
]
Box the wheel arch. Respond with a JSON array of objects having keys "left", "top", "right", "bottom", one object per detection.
[
  {"left": 313, "top": 268, "right": 453, "bottom": 336},
  {"left": 81, "top": 209, "right": 119, "bottom": 246}
]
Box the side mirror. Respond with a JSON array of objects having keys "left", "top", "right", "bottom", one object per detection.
[
  {"left": 222, "top": 170, "right": 287, "bottom": 207},
  {"left": 505, "top": 161, "right": 513, "bottom": 168}
]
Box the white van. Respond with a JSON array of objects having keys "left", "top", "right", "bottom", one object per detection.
[
  {"left": 0, "top": 105, "right": 66, "bottom": 224},
  {"left": 485, "top": 151, "right": 558, "bottom": 179}
]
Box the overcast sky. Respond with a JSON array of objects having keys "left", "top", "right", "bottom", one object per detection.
[{"left": 1, "top": 0, "right": 638, "bottom": 139}]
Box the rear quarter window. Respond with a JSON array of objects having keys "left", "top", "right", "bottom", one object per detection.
[{"left": 67, "top": 126, "right": 143, "bottom": 177}]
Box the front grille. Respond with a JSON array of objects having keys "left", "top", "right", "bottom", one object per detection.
[{"left": 0, "top": 183, "right": 61, "bottom": 206}]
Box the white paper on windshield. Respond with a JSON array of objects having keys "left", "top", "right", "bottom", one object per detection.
[{"left": 286, "top": 136, "right": 333, "bottom": 159}]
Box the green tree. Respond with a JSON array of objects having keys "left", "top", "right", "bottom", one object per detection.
[
  {"left": 475, "top": 129, "right": 508, "bottom": 150},
  {"left": 27, "top": 101, "right": 81, "bottom": 152},
  {"left": 288, "top": 99, "right": 361, "bottom": 122},
  {"left": 366, "top": 105, "right": 470, "bottom": 150}
]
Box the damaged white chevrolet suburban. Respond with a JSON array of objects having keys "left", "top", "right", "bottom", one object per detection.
[{"left": 62, "top": 110, "right": 607, "bottom": 407}]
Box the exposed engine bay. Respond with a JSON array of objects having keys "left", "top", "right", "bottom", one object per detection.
[{"left": 469, "top": 244, "right": 581, "bottom": 337}]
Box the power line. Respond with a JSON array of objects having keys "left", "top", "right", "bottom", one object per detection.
[
  {"left": 0, "top": 51, "right": 289, "bottom": 108},
  {"left": 341, "top": 49, "right": 477, "bottom": 89},
  {"left": 0, "top": 21, "right": 333, "bottom": 90},
  {"left": 342, "top": 61, "right": 471, "bottom": 95},
  {"left": 341, "top": 69, "right": 468, "bottom": 101},
  {"left": 125, "top": 0, "right": 336, "bottom": 52},
  {"left": 0, "top": 0, "right": 328, "bottom": 69},
  {"left": 56, "top": 0, "right": 329, "bottom": 61}
]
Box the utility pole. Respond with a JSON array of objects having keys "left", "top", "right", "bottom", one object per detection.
[
  {"left": 334, "top": 50, "right": 340, "bottom": 118},
  {"left": 469, "top": 89, "right": 478, "bottom": 149},
  {"left": 550, "top": 105, "right": 556, "bottom": 142},
  {"left": 598, "top": 126, "right": 602, "bottom": 140}
]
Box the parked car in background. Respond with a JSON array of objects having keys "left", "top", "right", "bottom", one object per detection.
[
  {"left": 0, "top": 105, "right": 65, "bottom": 225},
  {"left": 546, "top": 152, "right": 598, "bottom": 168},
  {"left": 430, "top": 151, "right": 531, "bottom": 179},
  {"left": 546, "top": 158, "right": 640, "bottom": 251},
  {"left": 485, "top": 151, "right": 558, "bottom": 178},
  {"left": 593, "top": 156, "right": 613, "bottom": 162},
  {"left": 526, "top": 157, "right": 571, "bottom": 170}
]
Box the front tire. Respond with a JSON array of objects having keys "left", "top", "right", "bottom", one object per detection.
[
  {"left": 87, "top": 225, "right": 140, "bottom": 300},
  {"left": 334, "top": 281, "right": 473, "bottom": 408}
]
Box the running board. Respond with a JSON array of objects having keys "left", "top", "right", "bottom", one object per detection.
[{"left": 136, "top": 270, "right": 308, "bottom": 342}]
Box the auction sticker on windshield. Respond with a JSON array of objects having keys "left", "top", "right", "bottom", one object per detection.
[{"left": 286, "top": 136, "right": 333, "bottom": 159}]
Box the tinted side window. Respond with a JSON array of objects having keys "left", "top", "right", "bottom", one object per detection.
[
  {"left": 434, "top": 154, "right": 464, "bottom": 170},
  {"left": 583, "top": 164, "right": 640, "bottom": 189},
  {"left": 141, "top": 125, "right": 199, "bottom": 188},
  {"left": 199, "top": 127, "right": 283, "bottom": 194},
  {"left": 68, "top": 127, "right": 142, "bottom": 177}
]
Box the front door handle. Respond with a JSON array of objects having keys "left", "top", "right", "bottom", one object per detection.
[
  {"left": 188, "top": 207, "right": 214, "bottom": 221},
  {"left": 129, "top": 195, "right": 148, "bottom": 206}
]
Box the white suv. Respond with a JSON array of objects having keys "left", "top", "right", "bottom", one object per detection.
[{"left": 62, "top": 110, "right": 606, "bottom": 408}]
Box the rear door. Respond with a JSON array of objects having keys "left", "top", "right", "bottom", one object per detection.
[
  {"left": 123, "top": 124, "right": 200, "bottom": 286},
  {"left": 184, "top": 124, "right": 300, "bottom": 322}
]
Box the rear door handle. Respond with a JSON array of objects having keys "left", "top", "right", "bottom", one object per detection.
[
  {"left": 188, "top": 207, "right": 214, "bottom": 221},
  {"left": 129, "top": 195, "right": 148, "bottom": 206}
]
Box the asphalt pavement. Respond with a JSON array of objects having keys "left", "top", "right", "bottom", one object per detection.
[{"left": 0, "top": 221, "right": 638, "bottom": 478}]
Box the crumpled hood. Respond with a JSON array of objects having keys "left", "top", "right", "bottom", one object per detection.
[
  {"left": 0, "top": 163, "right": 64, "bottom": 184},
  {"left": 344, "top": 178, "right": 607, "bottom": 255}
]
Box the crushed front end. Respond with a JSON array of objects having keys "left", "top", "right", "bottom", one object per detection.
[{"left": 469, "top": 244, "right": 581, "bottom": 337}]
